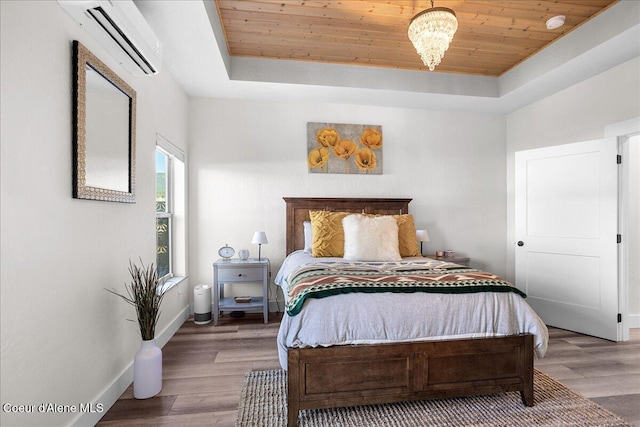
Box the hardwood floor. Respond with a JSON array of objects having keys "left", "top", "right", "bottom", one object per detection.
[
  {"left": 97, "top": 313, "right": 640, "bottom": 426},
  {"left": 535, "top": 327, "right": 640, "bottom": 426}
]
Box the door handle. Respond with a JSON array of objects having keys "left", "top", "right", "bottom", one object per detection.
[{"left": 517, "top": 241, "right": 524, "bottom": 247}]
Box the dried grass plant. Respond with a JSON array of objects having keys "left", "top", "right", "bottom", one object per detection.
[{"left": 106, "top": 260, "right": 166, "bottom": 341}]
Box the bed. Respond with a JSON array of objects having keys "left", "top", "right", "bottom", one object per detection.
[{"left": 276, "top": 197, "right": 548, "bottom": 427}]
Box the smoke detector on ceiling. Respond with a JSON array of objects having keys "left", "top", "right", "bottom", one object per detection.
[{"left": 546, "top": 15, "right": 566, "bottom": 30}]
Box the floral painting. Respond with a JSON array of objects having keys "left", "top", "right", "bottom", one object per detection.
[{"left": 307, "top": 122, "right": 383, "bottom": 174}]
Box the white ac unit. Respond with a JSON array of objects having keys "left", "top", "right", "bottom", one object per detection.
[{"left": 58, "top": 0, "right": 162, "bottom": 76}]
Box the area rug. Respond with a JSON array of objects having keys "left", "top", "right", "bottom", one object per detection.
[{"left": 235, "top": 369, "right": 632, "bottom": 427}]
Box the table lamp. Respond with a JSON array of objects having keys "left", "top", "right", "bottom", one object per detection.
[
  {"left": 252, "top": 231, "right": 268, "bottom": 260},
  {"left": 415, "top": 229, "right": 430, "bottom": 256}
]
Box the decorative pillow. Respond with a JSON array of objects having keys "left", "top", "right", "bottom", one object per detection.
[
  {"left": 342, "top": 214, "right": 401, "bottom": 261},
  {"left": 303, "top": 221, "right": 312, "bottom": 253},
  {"left": 395, "top": 214, "right": 421, "bottom": 257},
  {"left": 309, "top": 210, "right": 349, "bottom": 257},
  {"left": 362, "top": 213, "right": 420, "bottom": 257}
]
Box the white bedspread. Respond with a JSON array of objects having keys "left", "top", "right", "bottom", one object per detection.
[{"left": 275, "top": 251, "right": 548, "bottom": 370}]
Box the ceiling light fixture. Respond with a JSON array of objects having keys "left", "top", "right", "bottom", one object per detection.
[
  {"left": 546, "top": 15, "right": 566, "bottom": 30},
  {"left": 408, "top": 0, "right": 458, "bottom": 71}
]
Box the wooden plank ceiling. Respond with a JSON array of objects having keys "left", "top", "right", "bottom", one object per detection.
[{"left": 215, "top": 0, "right": 618, "bottom": 76}]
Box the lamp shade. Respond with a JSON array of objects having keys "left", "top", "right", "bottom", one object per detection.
[
  {"left": 251, "top": 231, "right": 268, "bottom": 245},
  {"left": 416, "top": 229, "right": 430, "bottom": 242}
]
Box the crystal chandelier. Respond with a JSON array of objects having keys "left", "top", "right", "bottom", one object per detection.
[{"left": 408, "top": 1, "right": 458, "bottom": 71}]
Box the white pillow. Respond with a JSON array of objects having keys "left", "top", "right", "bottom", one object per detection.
[
  {"left": 342, "top": 214, "right": 401, "bottom": 261},
  {"left": 303, "top": 221, "right": 312, "bottom": 253}
]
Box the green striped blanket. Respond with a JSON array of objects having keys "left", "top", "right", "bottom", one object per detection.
[{"left": 285, "top": 260, "right": 526, "bottom": 316}]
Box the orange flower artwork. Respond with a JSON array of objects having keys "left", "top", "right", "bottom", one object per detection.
[
  {"left": 316, "top": 127, "right": 340, "bottom": 147},
  {"left": 333, "top": 139, "right": 357, "bottom": 159},
  {"left": 307, "top": 122, "right": 382, "bottom": 175},
  {"left": 360, "top": 129, "right": 382, "bottom": 150},
  {"left": 355, "top": 148, "right": 377, "bottom": 171},
  {"left": 308, "top": 147, "right": 330, "bottom": 171}
]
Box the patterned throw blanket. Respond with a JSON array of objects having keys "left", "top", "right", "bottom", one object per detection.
[{"left": 286, "top": 260, "right": 527, "bottom": 316}]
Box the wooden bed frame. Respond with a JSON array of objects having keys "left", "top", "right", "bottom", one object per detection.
[{"left": 283, "top": 197, "right": 534, "bottom": 427}]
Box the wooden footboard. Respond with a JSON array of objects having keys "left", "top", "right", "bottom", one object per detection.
[{"left": 287, "top": 334, "right": 534, "bottom": 427}]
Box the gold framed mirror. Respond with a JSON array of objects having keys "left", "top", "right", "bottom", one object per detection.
[{"left": 73, "top": 40, "right": 136, "bottom": 203}]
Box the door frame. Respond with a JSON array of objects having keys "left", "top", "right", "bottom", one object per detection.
[{"left": 605, "top": 117, "right": 640, "bottom": 341}]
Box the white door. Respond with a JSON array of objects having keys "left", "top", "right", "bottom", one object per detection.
[{"left": 515, "top": 137, "right": 620, "bottom": 341}]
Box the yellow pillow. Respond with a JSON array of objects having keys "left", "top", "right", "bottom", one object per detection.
[
  {"left": 309, "top": 210, "right": 349, "bottom": 257},
  {"left": 395, "top": 214, "right": 421, "bottom": 257}
]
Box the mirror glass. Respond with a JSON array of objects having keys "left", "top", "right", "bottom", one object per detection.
[
  {"left": 73, "top": 41, "right": 136, "bottom": 203},
  {"left": 85, "top": 65, "right": 130, "bottom": 191}
]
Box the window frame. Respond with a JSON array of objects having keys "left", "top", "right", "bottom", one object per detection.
[
  {"left": 156, "top": 135, "right": 186, "bottom": 292},
  {"left": 156, "top": 147, "right": 172, "bottom": 280}
]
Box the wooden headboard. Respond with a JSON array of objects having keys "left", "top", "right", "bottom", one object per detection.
[{"left": 283, "top": 197, "right": 412, "bottom": 255}]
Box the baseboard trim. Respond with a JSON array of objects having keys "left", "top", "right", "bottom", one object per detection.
[
  {"left": 70, "top": 305, "right": 189, "bottom": 427},
  {"left": 628, "top": 313, "right": 640, "bottom": 329}
]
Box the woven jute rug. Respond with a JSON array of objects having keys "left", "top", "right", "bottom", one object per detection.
[{"left": 235, "top": 369, "right": 632, "bottom": 427}]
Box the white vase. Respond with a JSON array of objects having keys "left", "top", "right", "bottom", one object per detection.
[
  {"left": 133, "top": 339, "right": 162, "bottom": 399},
  {"left": 238, "top": 249, "right": 250, "bottom": 260}
]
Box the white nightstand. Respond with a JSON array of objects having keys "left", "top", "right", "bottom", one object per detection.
[{"left": 213, "top": 258, "right": 269, "bottom": 326}]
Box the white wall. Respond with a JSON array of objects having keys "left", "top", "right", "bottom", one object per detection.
[
  {"left": 0, "top": 2, "right": 189, "bottom": 426},
  {"left": 188, "top": 98, "right": 507, "bottom": 302},
  {"left": 505, "top": 57, "right": 640, "bottom": 315}
]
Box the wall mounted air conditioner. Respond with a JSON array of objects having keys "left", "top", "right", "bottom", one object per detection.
[{"left": 58, "top": 0, "right": 162, "bottom": 76}]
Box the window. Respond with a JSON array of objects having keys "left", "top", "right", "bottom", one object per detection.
[
  {"left": 155, "top": 135, "right": 186, "bottom": 285},
  {"left": 156, "top": 149, "right": 171, "bottom": 278}
]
